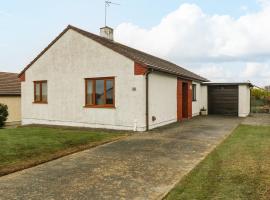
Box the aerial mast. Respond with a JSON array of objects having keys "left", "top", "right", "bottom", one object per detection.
[{"left": 105, "top": 1, "right": 120, "bottom": 26}]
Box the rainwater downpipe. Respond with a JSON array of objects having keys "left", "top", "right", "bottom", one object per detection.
[{"left": 145, "top": 68, "right": 153, "bottom": 131}]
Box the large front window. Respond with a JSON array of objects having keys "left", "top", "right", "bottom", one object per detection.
[
  {"left": 85, "top": 77, "right": 115, "bottom": 108},
  {"left": 34, "top": 81, "right": 47, "bottom": 103}
]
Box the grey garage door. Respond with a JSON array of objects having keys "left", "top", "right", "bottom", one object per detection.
[{"left": 208, "top": 85, "right": 238, "bottom": 116}]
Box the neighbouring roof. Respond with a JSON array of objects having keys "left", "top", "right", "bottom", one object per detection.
[
  {"left": 0, "top": 72, "right": 21, "bottom": 96},
  {"left": 19, "top": 25, "right": 209, "bottom": 82},
  {"left": 202, "top": 82, "right": 254, "bottom": 87}
]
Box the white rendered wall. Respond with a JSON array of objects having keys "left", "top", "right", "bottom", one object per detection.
[
  {"left": 21, "top": 29, "right": 146, "bottom": 131},
  {"left": 192, "top": 81, "right": 202, "bottom": 117},
  {"left": 148, "top": 72, "right": 177, "bottom": 129},
  {"left": 201, "top": 85, "right": 208, "bottom": 114},
  {"left": 238, "top": 85, "right": 251, "bottom": 117}
]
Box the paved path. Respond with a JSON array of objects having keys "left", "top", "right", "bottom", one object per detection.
[
  {"left": 0, "top": 116, "right": 241, "bottom": 200},
  {"left": 242, "top": 113, "right": 270, "bottom": 126}
]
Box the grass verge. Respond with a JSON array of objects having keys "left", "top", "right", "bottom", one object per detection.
[
  {"left": 165, "top": 125, "right": 270, "bottom": 200},
  {"left": 0, "top": 126, "right": 127, "bottom": 176}
]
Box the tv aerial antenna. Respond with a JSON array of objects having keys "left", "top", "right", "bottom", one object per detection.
[{"left": 105, "top": 1, "right": 120, "bottom": 26}]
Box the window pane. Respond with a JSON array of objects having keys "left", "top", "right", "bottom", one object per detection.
[
  {"left": 35, "top": 83, "right": 41, "bottom": 102},
  {"left": 86, "top": 80, "right": 93, "bottom": 105},
  {"left": 106, "top": 80, "right": 114, "bottom": 104},
  {"left": 42, "top": 82, "right": 47, "bottom": 102},
  {"left": 192, "top": 84, "right": 196, "bottom": 101},
  {"left": 95, "top": 80, "right": 105, "bottom": 105}
]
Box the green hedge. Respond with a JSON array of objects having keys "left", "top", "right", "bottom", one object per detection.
[{"left": 0, "top": 104, "right": 8, "bottom": 127}]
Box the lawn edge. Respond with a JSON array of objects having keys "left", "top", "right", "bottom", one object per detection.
[
  {"left": 160, "top": 123, "right": 241, "bottom": 200},
  {"left": 0, "top": 134, "right": 128, "bottom": 177}
]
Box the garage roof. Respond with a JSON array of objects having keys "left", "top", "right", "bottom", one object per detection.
[{"left": 202, "top": 82, "right": 254, "bottom": 87}]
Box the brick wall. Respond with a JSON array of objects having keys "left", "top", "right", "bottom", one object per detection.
[{"left": 134, "top": 62, "right": 147, "bottom": 75}]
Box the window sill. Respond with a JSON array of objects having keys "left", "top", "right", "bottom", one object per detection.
[
  {"left": 84, "top": 105, "right": 115, "bottom": 109},
  {"left": 33, "top": 102, "right": 48, "bottom": 104},
  {"left": 192, "top": 100, "right": 197, "bottom": 102}
]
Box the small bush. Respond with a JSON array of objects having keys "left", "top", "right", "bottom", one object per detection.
[{"left": 0, "top": 104, "right": 9, "bottom": 127}]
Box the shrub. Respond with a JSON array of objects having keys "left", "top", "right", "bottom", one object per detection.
[
  {"left": 252, "top": 88, "right": 270, "bottom": 99},
  {"left": 0, "top": 104, "right": 8, "bottom": 127}
]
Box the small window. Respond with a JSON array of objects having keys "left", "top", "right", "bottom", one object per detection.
[
  {"left": 85, "top": 77, "right": 115, "bottom": 108},
  {"left": 34, "top": 81, "right": 47, "bottom": 103},
  {"left": 192, "top": 84, "right": 197, "bottom": 101}
]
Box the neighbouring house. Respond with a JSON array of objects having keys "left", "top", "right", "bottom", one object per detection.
[
  {"left": 18, "top": 25, "right": 252, "bottom": 131},
  {"left": 0, "top": 72, "right": 21, "bottom": 125}
]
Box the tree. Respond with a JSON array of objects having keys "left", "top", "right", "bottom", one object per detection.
[
  {"left": 0, "top": 104, "right": 9, "bottom": 127},
  {"left": 265, "top": 85, "right": 270, "bottom": 92}
]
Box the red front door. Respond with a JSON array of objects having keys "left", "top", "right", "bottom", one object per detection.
[
  {"left": 182, "top": 82, "right": 188, "bottom": 118},
  {"left": 177, "top": 79, "right": 192, "bottom": 121},
  {"left": 177, "top": 79, "right": 182, "bottom": 121}
]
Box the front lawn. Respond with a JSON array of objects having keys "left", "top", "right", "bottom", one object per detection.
[
  {"left": 0, "top": 126, "right": 126, "bottom": 176},
  {"left": 165, "top": 125, "right": 270, "bottom": 200}
]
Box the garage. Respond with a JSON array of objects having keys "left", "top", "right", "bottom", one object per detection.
[
  {"left": 208, "top": 85, "right": 239, "bottom": 116},
  {"left": 203, "top": 83, "right": 253, "bottom": 117}
]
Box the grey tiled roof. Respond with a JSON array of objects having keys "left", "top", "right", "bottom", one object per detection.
[
  {"left": 19, "top": 25, "right": 209, "bottom": 82},
  {"left": 0, "top": 72, "right": 21, "bottom": 96},
  {"left": 70, "top": 25, "right": 208, "bottom": 82}
]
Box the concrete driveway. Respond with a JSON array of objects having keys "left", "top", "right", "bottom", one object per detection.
[{"left": 0, "top": 116, "right": 241, "bottom": 200}]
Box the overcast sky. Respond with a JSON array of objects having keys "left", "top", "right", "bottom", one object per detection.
[{"left": 1, "top": 0, "right": 270, "bottom": 86}]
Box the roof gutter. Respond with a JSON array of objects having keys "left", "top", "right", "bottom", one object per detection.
[
  {"left": 0, "top": 94, "right": 21, "bottom": 97},
  {"left": 146, "top": 64, "right": 209, "bottom": 83},
  {"left": 202, "top": 82, "right": 254, "bottom": 87}
]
